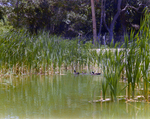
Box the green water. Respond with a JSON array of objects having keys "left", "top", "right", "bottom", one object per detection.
[{"left": 0, "top": 74, "right": 150, "bottom": 119}]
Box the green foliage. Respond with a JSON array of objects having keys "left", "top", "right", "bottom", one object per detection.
[
  {"left": 5, "top": 0, "right": 92, "bottom": 37},
  {"left": 0, "top": 0, "right": 149, "bottom": 43}
]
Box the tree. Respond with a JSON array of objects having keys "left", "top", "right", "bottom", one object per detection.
[
  {"left": 1, "top": 0, "right": 150, "bottom": 42},
  {"left": 98, "top": 0, "right": 149, "bottom": 44},
  {"left": 98, "top": 0, "right": 103, "bottom": 44},
  {"left": 91, "top": 0, "right": 97, "bottom": 45}
]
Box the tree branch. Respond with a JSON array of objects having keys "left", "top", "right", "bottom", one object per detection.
[
  {"left": 110, "top": 0, "right": 122, "bottom": 29},
  {"left": 121, "top": 4, "right": 147, "bottom": 14},
  {"left": 103, "top": 0, "right": 110, "bottom": 32}
]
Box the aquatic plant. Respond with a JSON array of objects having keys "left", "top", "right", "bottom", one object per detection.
[
  {"left": 102, "top": 46, "right": 124, "bottom": 101},
  {"left": 0, "top": 30, "right": 93, "bottom": 75}
]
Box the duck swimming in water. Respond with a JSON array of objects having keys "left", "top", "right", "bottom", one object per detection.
[
  {"left": 74, "top": 70, "right": 80, "bottom": 75},
  {"left": 91, "top": 71, "right": 101, "bottom": 75}
]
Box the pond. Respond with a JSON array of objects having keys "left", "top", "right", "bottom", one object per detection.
[{"left": 0, "top": 74, "right": 150, "bottom": 119}]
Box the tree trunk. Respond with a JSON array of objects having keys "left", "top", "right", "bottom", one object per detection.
[
  {"left": 98, "top": 0, "right": 104, "bottom": 44},
  {"left": 103, "top": 0, "right": 123, "bottom": 44},
  {"left": 109, "top": 30, "right": 114, "bottom": 44},
  {"left": 16, "top": 0, "right": 19, "bottom": 27},
  {"left": 91, "top": 0, "right": 97, "bottom": 45}
]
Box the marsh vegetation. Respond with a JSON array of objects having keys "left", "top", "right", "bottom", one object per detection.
[
  {"left": 0, "top": 11, "right": 150, "bottom": 103},
  {"left": 0, "top": 1, "right": 150, "bottom": 118}
]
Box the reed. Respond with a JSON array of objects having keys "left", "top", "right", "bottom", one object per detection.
[
  {"left": 138, "top": 11, "right": 150, "bottom": 100},
  {"left": 99, "top": 10, "right": 150, "bottom": 101},
  {"left": 102, "top": 46, "right": 124, "bottom": 101},
  {"left": 0, "top": 30, "right": 93, "bottom": 75},
  {"left": 124, "top": 39, "right": 141, "bottom": 99},
  {"left": 124, "top": 10, "right": 150, "bottom": 100}
]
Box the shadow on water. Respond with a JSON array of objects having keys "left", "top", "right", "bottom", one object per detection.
[{"left": 0, "top": 74, "right": 150, "bottom": 118}]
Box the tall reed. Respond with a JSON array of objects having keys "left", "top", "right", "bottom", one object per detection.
[
  {"left": 102, "top": 46, "right": 124, "bottom": 101},
  {"left": 124, "top": 10, "right": 150, "bottom": 100},
  {"left": 0, "top": 30, "right": 93, "bottom": 75},
  {"left": 138, "top": 10, "right": 150, "bottom": 100}
]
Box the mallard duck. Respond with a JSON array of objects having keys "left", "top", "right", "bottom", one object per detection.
[
  {"left": 74, "top": 70, "right": 80, "bottom": 75},
  {"left": 91, "top": 71, "right": 101, "bottom": 75}
]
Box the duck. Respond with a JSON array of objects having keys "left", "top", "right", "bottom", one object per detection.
[
  {"left": 91, "top": 71, "right": 101, "bottom": 75},
  {"left": 74, "top": 70, "right": 80, "bottom": 75}
]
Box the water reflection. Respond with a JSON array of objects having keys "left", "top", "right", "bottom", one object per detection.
[{"left": 0, "top": 74, "right": 150, "bottom": 118}]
